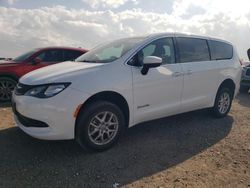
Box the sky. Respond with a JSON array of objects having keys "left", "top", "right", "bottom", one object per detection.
[{"left": 0, "top": 0, "right": 250, "bottom": 60}]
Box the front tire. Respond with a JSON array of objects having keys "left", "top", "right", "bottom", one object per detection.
[
  {"left": 0, "top": 77, "right": 17, "bottom": 102},
  {"left": 211, "top": 87, "right": 233, "bottom": 118},
  {"left": 76, "top": 101, "right": 125, "bottom": 151}
]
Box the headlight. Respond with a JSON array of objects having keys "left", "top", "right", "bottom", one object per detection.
[{"left": 24, "top": 83, "right": 70, "bottom": 98}]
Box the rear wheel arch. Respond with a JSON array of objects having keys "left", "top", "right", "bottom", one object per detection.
[
  {"left": 210, "top": 79, "right": 236, "bottom": 118},
  {"left": 211, "top": 78, "right": 235, "bottom": 109},
  {"left": 75, "top": 91, "right": 130, "bottom": 136},
  {"left": 217, "top": 79, "right": 236, "bottom": 97}
]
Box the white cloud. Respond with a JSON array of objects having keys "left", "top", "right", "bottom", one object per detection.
[
  {"left": 172, "top": 0, "right": 250, "bottom": 18},
  {"left": 0, "top": 3, "right": 250, "bottom": 60},
  {"left": 82, "top": 0, "right": 138, "bottom": 9},
  {"left": 4, "top": 0, "right": 19, "bottom": 5}
]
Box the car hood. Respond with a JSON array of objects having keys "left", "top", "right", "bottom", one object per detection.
[
  {"left": 20, "top": 61, "right": 104, "bottom": 85},
  {"left": 0, "top": 60, "right": 19, "bottom": 67}
]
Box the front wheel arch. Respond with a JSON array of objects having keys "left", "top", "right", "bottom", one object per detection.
[
  {"left": 75, "top": 100, "right": 125, "bottom": 151},
  {"left": 75, "top": 91, "right": 130, "bottom": 137},
  {"left": 0, "top": 73, "right": 19, "bottom": 82}
]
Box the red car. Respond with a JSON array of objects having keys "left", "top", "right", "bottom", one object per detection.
[{"left": 0, "top": 47, "right": 87, "bottom": 102}]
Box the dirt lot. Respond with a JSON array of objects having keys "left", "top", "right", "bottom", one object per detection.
[{"left": 0, "top": 93, "right": 249, "bottom": 188}]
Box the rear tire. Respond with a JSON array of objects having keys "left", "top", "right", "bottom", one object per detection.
[
  {"left": 239, "top": 86, "right": 249, "bottom": 93},
  {"left": 211, "top": 87, "right": 233, "bottom": 118},
  {"left": 76, "top": 101, "right": 125, "bottom": 151},
  {"left": 0, "top": 77, "right": 17, "bottom": 102}
]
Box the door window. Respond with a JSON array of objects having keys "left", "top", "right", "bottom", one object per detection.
[
  {"left": 36, "top": 50, "right": 64, "bottom": 63},
  {"left": 176, "top": 37, "right": 210, "bottom": 63},
  {"left": 64, "top": 50, "right": 83, "bottom": 61},
  {"left": 129, "top": 37, "right": 176, "bottom": 66}
]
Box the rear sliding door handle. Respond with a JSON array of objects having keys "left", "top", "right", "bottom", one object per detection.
[{"left": 172, "top": 72, "right": 182, "bottom": 77}]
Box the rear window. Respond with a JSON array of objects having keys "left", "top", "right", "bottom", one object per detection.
[
  {"left": 209, "top": 40, "right": 233, "bottom": 60},
  {"left": 176, "top": 37, "right": 210, "bottom": 63}
]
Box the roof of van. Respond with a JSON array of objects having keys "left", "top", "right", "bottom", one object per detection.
[{"left": 145, "top": 32, "right": 232, "bottom": 45}]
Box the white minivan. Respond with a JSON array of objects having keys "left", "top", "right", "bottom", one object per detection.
[{"left": 12, "top": 33, "right": 242, "bottom": 151}]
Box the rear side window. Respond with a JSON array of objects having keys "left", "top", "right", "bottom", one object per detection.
[
  {"left": 176, "top": 37, "right": 210, "bottom": 63},
  {"left": 209, "top": 40, "right": 233, "bottom": 60}
]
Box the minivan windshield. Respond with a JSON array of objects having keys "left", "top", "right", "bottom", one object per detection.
[
  {"left": 76, "top": 37, "right": 145, "bottom": 63},
  {"left": 12, "top": 49, "right": 38, "bottom": 62}
]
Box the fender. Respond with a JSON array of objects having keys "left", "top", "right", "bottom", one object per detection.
[{"left": 0, "top": 72, "right": 20, "bottom": 81}]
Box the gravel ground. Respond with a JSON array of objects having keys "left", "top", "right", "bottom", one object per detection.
[{"left": 0, "top": 93, "right": 249, "bottom": 188}]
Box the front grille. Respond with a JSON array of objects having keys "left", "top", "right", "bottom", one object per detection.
[
  {"left": 12, "top": 102, "right": 49, "bottom": 128},
  {"left": 14, "top": 83, "right": 33, "bottom": 95},
  {"left": 241, "top": 80, "right": 250, "bottom": 84},
  {"left": 246, "top": 68, "right": 250, "bottom": 76}
]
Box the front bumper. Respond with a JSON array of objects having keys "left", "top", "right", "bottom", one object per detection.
[
  {"left": 12, "top": 87, "right": 90, "bottom": 140},
  {"left": 241, "top": 67, "right": 250, "bottom": 87}
]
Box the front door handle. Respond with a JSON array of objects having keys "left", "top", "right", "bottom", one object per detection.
[{"left": 172, "top": 72, "right": 182, "bottom": 77}]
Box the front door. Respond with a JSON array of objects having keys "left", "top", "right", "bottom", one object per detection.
[{"left": 130, "top": 37, "right": 183, "bottom": 124}]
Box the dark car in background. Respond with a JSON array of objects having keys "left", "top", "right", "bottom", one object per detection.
[
  {"left": 240, "top": 49, "right": 250, "bottom": 93},
  {"left": 0, "top": 47, "right": 87, "bottom": 102},
  {"left": 0, "top": 58, "right": 7, "bottom": 60}
]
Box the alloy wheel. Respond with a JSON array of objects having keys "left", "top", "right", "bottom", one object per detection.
[
  {"left": 0, "top": 79, "right": 16, "bottom": 101},
  {"left": 218, "top": 92, "right": 230, "bottom": 114},
  {"left": 88, "top": 111, "right": 119, "bottom": 146}
]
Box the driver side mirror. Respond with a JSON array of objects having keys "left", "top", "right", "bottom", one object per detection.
[
  {"left": 141, "top": 56, "right": 162, "bottom": 75},
  {"left": 31, "top": 57, "right": 42, "bottom": 65}
]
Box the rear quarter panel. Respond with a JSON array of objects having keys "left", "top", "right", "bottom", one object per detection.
[{"left": 216, "top": 47, "right": 242, "bottom": 97}]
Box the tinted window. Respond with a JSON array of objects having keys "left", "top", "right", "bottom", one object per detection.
[
  {"left": 177, "top": 37, "right": 210, "bottom": 63},
  {"left": 209, "top": 40, "right": 233, "bottom": 60},
  {"left": 64, "top": 50, "right": 83, "bottom": 61},
  {"left": 36, "top": 50, "right": 64, "bottom": 63},
  {"left": 13, "top": 50, "right": 38, "bottom": 62},
  {"left": 129, "top": 37, "right": 175, "bottom": 66}
]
